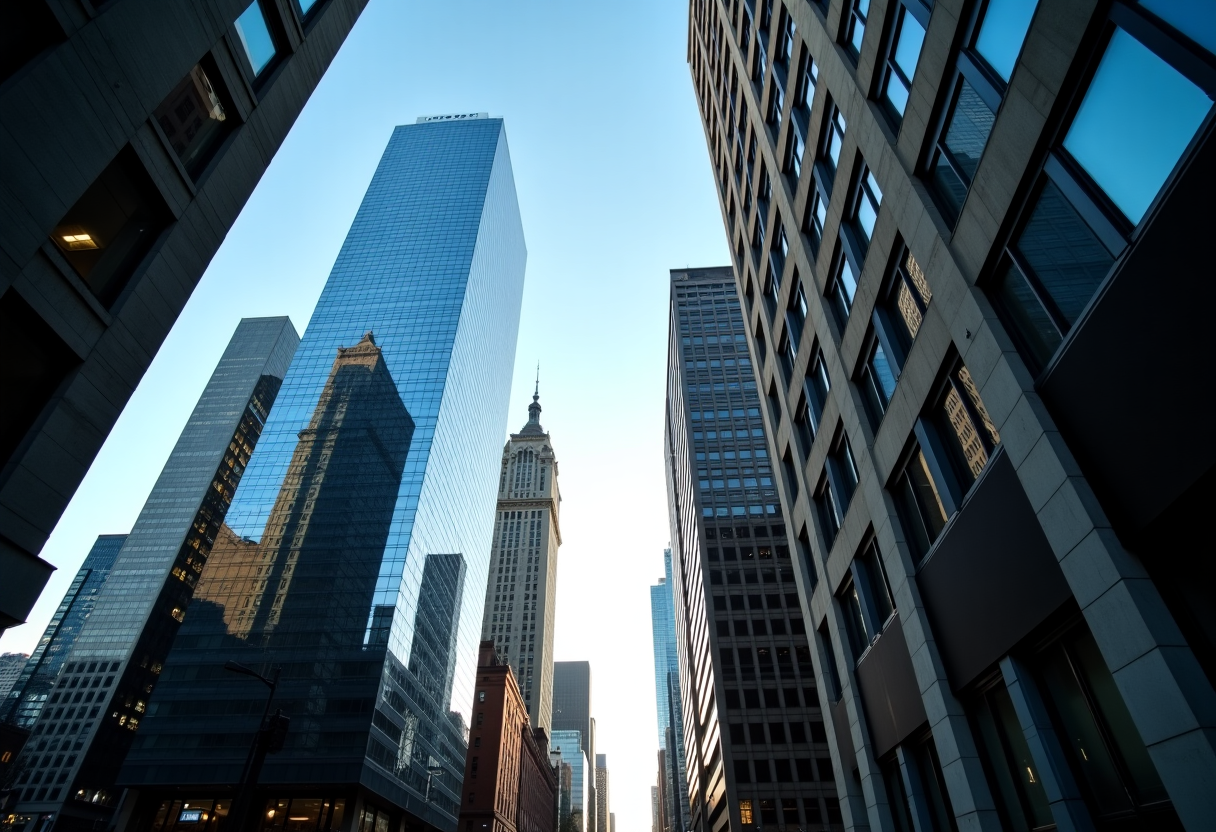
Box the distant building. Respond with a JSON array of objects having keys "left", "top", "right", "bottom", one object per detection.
[
  {"left": 1, "top": 534, "right": 126, "bottom": 729},
  {"left": 0, "top": 0, "right": 369, "bottom": 639},
  {"left": 551, "top": 663, "right": 595, "bottom": 832},
  {"left": 649, "top": 550, "right": 688, "bottom": 831},
  {"left": 0, "top": 654, "right": 28, "bottom": 701},
  {"left": 550, "top": 730, "right": 589, "bottom": 832},
  {"left": 9, "top": 317, "right": 297, "bottom": 830},
  {"left": 651, "top": 786, "right": 660, "bottom": 832},
  {"left": 609, "top": 813, "right": 615, "bottom": 832},
  {"left": 481, "top": 382, "right": 561, "bottom": 732},
  {"left": 458, "top": 641, "right": 556, "bottom": 832},
  {"left": 594, "top": 754, "right": 608, "bottom": 832}
]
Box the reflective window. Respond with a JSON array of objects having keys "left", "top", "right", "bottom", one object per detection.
[
  {"left": 828, "top": 248, "right": 859, "bottom": 325},
  {"left": 235, "top": 1, "right": 277, "bottom": 76},
  {"left": 854, "top": 167, "right": 883, "bottom": 244},
  {"left": 971, "top": 681, "right": 1054, "bottom": 831},
  {"left": 785, "top": 125, "right": 805, "bottom": 180},
  {"left": 153, "top": 62, "right": 232, "bottom": 178},
  {"left": 887, "top": 249, "right": 932, "bottom": 349},
  {"left": 1062, "top": 28, "right": 1212, "bottom": 224},
  {"left": 822, "top": 106, "right": 847, "bottom": 176},
  {"left": 929, "top": 79, "right": 996, "bottom": 225},
  {"left": 932, "top": 362, "right": 1000, "bottom": 483},
  {"left": 846, "top": 0, "right": 872, "bottom": 58},
  {"left": 858, "top": 338, "right": 897, "bottom": 427},
  {"left": 297, "top": 0, "right": 320, "bottom": 15},
  {"left": 974, "top": 0, "right": 1039, "bottom": 81},
  {"left": 1139, "top": 0, "right": 1216, "bottom": 53},
  {"left": 882, "top": 4, "right": 928, "bottom": 118},
  {"left": 893, "top": 447, "right": 948, "bottom": 562},
  {"left": 804, "top": 186, "right": 828, "bottom": 253}
]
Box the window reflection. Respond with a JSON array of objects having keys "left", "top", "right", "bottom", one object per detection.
[{"left": 235, "top": 1, "right": 277, "bottom": 76}]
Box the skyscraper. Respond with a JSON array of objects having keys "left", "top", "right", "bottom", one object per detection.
[
  {"left": 550, "top": 730, "right": 589, "bottom": 832},
  {"left": 551, "top": 662, "right": 595, "bottom": 832},
  {"left": 688, "top": 1, "right": 1213, "bottom": 829},
  {"left": 0, "top": 654, "right": 28, "bottom": 701},
  {"left": 9, "top": 316, "right": 298, "bottom": 830},
  {"left": 118, "top": 115, "right": 527, "bottom": 832},
  {"left": 594, "top": 755, "right": 609, "bottom": 832},
  {"left": 480, "top": 383, "right": 561, "bottom": 733},
  {"left": 650, "top": 550, "right": 688, "bottom": 832},
  {"left": 664, "top": 267, "right": 836, "bottom": 832},
  {"left": 1, "top": 535, "right": 127, "bottom": 729},
  {"left": 0, "top": 0, "right": 369, "bottom": 636}
]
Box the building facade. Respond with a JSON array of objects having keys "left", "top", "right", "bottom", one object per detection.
[
  {"left": 1, "top": 534, "right": 127, "bottom": 730},
  {"left": 549, "top": 731, "right": 588, "bottom": 832},
  {"left": 551, "top": 663, "right": 595, "bottom": 832},
  {"left": 650, "top": 550, "right": 689, "bottom": 832},
  {"left": 687, "top": 1, "right": 1214, "bottom": 830},
  {"left": 664, "top": 267, "right": 841, "bottom": 832},
  {"left": 593, "top": 755, "right": 608, "bottom": 832},
  {"left": 116, "top": 116, "right": 528, "bottom": 832},
  {"left": 481, "top": 384, "right": 562, "bottom": 733},
  {"left": 0, "top": 0, "right": 368, "bottom": 637},
  {"left": 7, "top": 316, "right": 297, "bottom": 829},
  {"left": 457, "top": 641, "right": 557, "bottom": 832},
  {"left": 0, "top": 655, "right": 29, "bottom": 702}
]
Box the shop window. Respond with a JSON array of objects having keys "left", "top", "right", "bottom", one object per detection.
[{"left": 49, "top": 147, "right": 172, "bottom": 308}]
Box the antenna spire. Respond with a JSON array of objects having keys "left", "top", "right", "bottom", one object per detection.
[{"left": 534, "top": 362, "right": 540, "bottom": 401}]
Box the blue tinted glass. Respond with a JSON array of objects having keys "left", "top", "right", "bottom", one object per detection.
[
  {"left": 838, "top": 257, "right": 858, "bottom": 305},
  {"left": 872, "top": 343, "right": 897, "bottom": 400},
  {"left": 884, "top": 73, "right": 910, "bottom": 115},
  {"left": 299, "top": 0, "right": 319, "bottom": 12},
  {"left": 974, "top": 0, "right": 1039, "bottom": 81},
  {"left": 893, "top": 8, "right": 927, "bottom": 80},
  {"left": 235, "top": 1, "right": 276, "bottom": 75},
  {"left": 1139, "top": 0, "right": 1216, "bottom": 55},
  {"left": 943, "top": 79, "right": 996, "bottom": 182},
  {"left": 1063, "top": 29, "right": 1212, "bottom": 224}
]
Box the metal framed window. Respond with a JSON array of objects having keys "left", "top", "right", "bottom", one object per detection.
[
  {"left": 878, "top": 1, "right": 930, "bottom": 121},
  {"left": 844, "top": 0, "right": 871, "bottom": 61}
]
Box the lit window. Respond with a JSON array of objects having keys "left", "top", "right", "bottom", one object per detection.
[{"left": 740, "top": 799, "right": 754, "bottom": 824}]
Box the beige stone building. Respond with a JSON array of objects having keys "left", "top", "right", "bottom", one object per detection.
[{"left": 481, "top": 383, "right": 562, "bottom": 735}]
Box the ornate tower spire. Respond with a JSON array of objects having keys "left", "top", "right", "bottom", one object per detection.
[{"left": 522, "top": 362, "right": 543, "bottom": 433}]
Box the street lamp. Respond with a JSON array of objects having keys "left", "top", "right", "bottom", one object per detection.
[{"left": 223, "top": 661, "right": 287, "bottom": 832}]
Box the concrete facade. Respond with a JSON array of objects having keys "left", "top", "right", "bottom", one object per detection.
[
  {"left": 482, "top": 386, "right": 562, "bottom": 736},
  {"left": 686, "top": 1, "right": 1215, "bottom": 831},
  {"left": 0, "top": 0, "right": 368, "bottom": 635}
]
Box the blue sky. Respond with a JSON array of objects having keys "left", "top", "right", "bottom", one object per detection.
[{"left": 0, "top": 1, "right": 728, "bottom": 828}]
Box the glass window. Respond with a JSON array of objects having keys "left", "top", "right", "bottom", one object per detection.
[
  {"left": 822, "top": 107, "right": 847, "bottom": 176},
  {"left": 893, "top": 447, "right": 949, "bottom": 562},
  {"left": 855, "top": 168, "right": 883, "bottom": 244},
  {"left": 815, "top": 477, "right": 842, "bottom": 548},
  {"left": 779, "top": 12, "right": 796, "bottom": 64},
  {"left": 806, "top": 349, "right": 831, "bottom": 429},
  {"left": 882, "top": 5, "right": 928, "bottom": 118},
  {"left": 888, "top": 249, "right": 932, "bottom": 349},
  {"left": 859, "top": 338, "right": 897, "bottom": 427},
  {"left": 847, "top": 0, "right": 872, "bottom": 58},
  {"left": 768, "top": 80, "right": 785, "bottom": 132},
  {"left": 929, "top": 78, "right": 997, "bottom": 225},
  {"left": 236, "top": 1, "right": 277, "bottom": 76},
  {"left": 973, "top": 0, "right": 1039, "bottom": 82},
  {"left": 297, "top": 0, "right": 320, "bottom": 15},
  {"left": 804, "top": 185, "right": 828, "bottom": 253},
  {"left": 933, "top": 361, "right": 1000, "bottom": 484},
  {"left": 828, "top": 249, "right": 859, "bottom": 325},
  {"left": 971, "top": 681, "right": 1054, "bottom": 831},
  {"left": 1139, "top": 0, "right": 1216, "bottom": 54},
  {"left": 797, "top": 52, "right": 819, "bottom": 111},
  {"left": 153, "top": 62, "right": 232, "bottom": 177},
  {"left": 785, "top": 126, "right": 805, "bottom": 180},
  {"left": 1062, "top": 28, "right": 1212, "bottom": 224}
]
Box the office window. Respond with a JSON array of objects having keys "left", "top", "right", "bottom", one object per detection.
[
  {"left": 817, "top": 621, "right": 843, "bottom": 702},
  {"left": 297, "top": 0, "right": 321, "bottom": 16},
  {"left": 881, "top": 755, "right": 918, "bottom": 832},
  {"left": 884, "top": 248, "right": 932, "bottom": 352},
  {"left": 1061, "top": 27, "right": 1212, "bottom": 225},
  {"left": 49, "top": 147, "right": 173, "bottom": 307},
  {"left": 153, "top": 59, "right": 233, "bottom": 178},
  {"left": 770, "top": 222, "right": 788, "bottom": 284},
  {"left": 970, "top": 680, "right": 1053, "bottom": 831},
  {"left": 845, "top": 0, "right": 871, "bottom": 59},
  {"left": 803, "top": 183, "right": 828, "bottom": 254},
  {"left": 778, "top": 10, "right": 795, "bottom": 65},
  {"left": 928, "top": 78, "right": 996, "bottom": 225},
  {"left": 858, "top": 334, "right": 897, "bottom": 428},
  {"left": 913, "top": 734, "right": 960, "bottom": 832},
  {"left": 235, "top": 0, "right": 278, "bottom": 76},
  {"left": 852, "top": 166, "right": 883, "bottom": 246},
  {"left": 973, "top": 0, "right": 1038, "bottom": 82},
  {"left": 767, "top": 79, "right": 785, "bottom": 133},
  {"left": 880, "top": 2, "right": 929, "bottom": 119},
  {"left": 752, "top": 39, "right": 768, "bottom": 88},
  {"left": 804, "top": 348, "right": 830, "bottom": 433},
  {"left": 840, "top": 538, "right": 896, "bottom": 661},
  {"left": 820, "top": 105, "right": 847, "bottom": 179},
  {"left": 892, "top": 445, "right": 949, "bottom": 563},
  {"left": 931, "top": 361, "right": 1000, "bottom": 483},
  {"left": 796, "top": 50, "right": 818, "bottom": 112},
  {"left": 827, "top": 245, "right": 859, "bottom": 326},
  {"left": 827, "top": 432, "right": 859, "bottom": 508},
  {"left": 785, "top": 124, "right": 805, "bottom": 181}
]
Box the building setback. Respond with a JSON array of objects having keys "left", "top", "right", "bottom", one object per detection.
[
  {"left": 9, "top": 316, "right": 298, "bottom": 830},
  {"left": 0, "top": 0, "right": 368, "bottom": 637},
  {"left": 664, "top": 267, "right": 839, "bottom": 832},
  {"left": 649, "top": 550, "right": 689, "bottom": 832},
  {"left": 1, "top": 534, "right": 127, "bottom": 730},
  {"left": 481, "top": 384, "right": 562, "bottom": 732},
  {"left": 116, "top": 115, "right": 527, "bottom": 832},
  {"left": 687, "top": 0, "right": 1214, "bottom": 830},
  {"left": 457, "top": 641, "right": 556, "bottom": 832},
  {"left": 551, "top": 663, "right": 596, "bottom": 832}
]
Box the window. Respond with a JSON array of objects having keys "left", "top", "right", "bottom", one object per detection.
[
  {"left": 234, "top": 0, "right": 278, "bottom": 77},
  {"left": 153, "top": 59, "right": 234, "bottom": 178},
  {"left": 815, "top": 476, "right": 843, "bottom": 549},
  {"left": 801, "top": 348, "right": 830, "bottom": 440},
  {"left": 803, "top": 183, "right": 829, "bottom": 254},
  {"left": 892, "top": 445, "right": 949, "bottom": 563},
  {"left": 827, "top": 431, "right": 859, "bottom": 508},
  {"left": 820, "top": 105, "right": 847, "bottom": 179},
  {"left": 845, "top": 0, "right": 871, "bottom": 59},
  {"left": 925, "top": 0, "right": 1040, "bottom": 226},
  {"left": 767, "top": 78, "right": 785, "bottom": 133},
  {"left": 839, "top": 539, "right": 896, "bottom": 661},
  {"left": 879, "top": 2, "right": 929, "bottom": 120},
  {"left": 769, "top": 222, "right": 788, "bottom": 284},
  {"left": 778, "top": 11, "right": 795, "bottom": 65},
  {"left": 784, "top": 123, "right": 805, "bottom": 181},
  {"left": 882, "top": 249, "right": 932, "bottom": 355},
  {"left": 930, "top": 361, "right": 1000, "bottom": 484},
  {"left": 970, "top": 680, "right": 1053, "bottom": 831},
  {"left": 796, "top": 50, "right": 818, "bottom": 113},
  {"left": 858, "top": 334, "right": 897, "bottom": 428},
  {"left": 739, "top": 799, "right": 754, "bottom": 824},
  {"left": 297, "top": 0, "right": 321, "bottom": 16},
  {"left": 852, "top": 165, "right": 883, "bottom": 247},
  {"left": 49, "top": 147, "right": 173, "bottom": 307},
  {"left": 827, "top": 244, "right": 859, "bottom": 326},
  {"left": 817, "top": 621, "right": 843, "bottom": 702}
]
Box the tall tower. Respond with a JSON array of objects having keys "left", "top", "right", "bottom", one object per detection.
[
  {"left": 481, "top": 381, "right": 561, "bottom": 734},
  {"left": 10, "top": 317, "right": 298, "bottom": 829},
  {"left": 118, "top": 116, "right": 527, "bottom": 832},
  {"left": 650, "top": 549, "right": 688, "bottom": 831}
]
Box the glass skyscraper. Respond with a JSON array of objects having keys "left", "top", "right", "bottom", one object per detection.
[
  {"left": 118, "top": 116, "right": 527, "bottom": 832},
  {"left": 551, "top": 730, "right": 589, "bottom": 832},
  {"left": 650, "top": 549, "right": 688, "bottom": 832},
  {"left": 1, "top": 534, "right": 127, "bottom": 729},
  {"left": 10, "top": 316, "right": 299, "bottom": 831}
]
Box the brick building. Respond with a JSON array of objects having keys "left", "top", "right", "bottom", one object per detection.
[{"left": 460, "top": 641, "right": 558, "bottom": 832}]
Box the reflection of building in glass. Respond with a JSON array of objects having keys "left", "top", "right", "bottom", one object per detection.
[
  {"left": 1, "top": 534, "right": 126, "bottom": 729},
  {"left": 551, "top": 730, "right": 588, "bottom": 832},
  {"left": 551, "top": 662, "right": 595, "bottom": 832},
  {"left": 9, "top": 317, "right": 298, "bottom": 830},
  {"left": 649, "top": 549, "right": 688, "bottom": 832},
  {"left": 119, "top": 116, "right": 526, "bottom": 832}
]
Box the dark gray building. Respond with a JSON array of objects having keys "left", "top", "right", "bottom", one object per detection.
[
  {"left": 686, "top": 0, "right": 1214, "bottom": 830},
  {"left": 664, "top": 266, "right": 840, "bottom": 832},
  {"left": 115, "top": 116, "right": 527, "bottom": 832},
  {"left": 8, "top": 317, "right": 298, "bottom": 831},
  {"left": 0, "top": 0, "right": 369, "bottom": 640},
  {"left": 552, "top": 662, "right": 597, "bottom": 832},
  {"left": 1, "top": 534, "right": 127, "bottom": 730}
]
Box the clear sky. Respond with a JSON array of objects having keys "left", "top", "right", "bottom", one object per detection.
[{"left": 0, "top": 2, "right": 729, "bottom": 828}]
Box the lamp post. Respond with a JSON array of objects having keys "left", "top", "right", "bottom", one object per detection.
[{"left": 223, "top": 661, "right": 286, "bottom": 832}]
